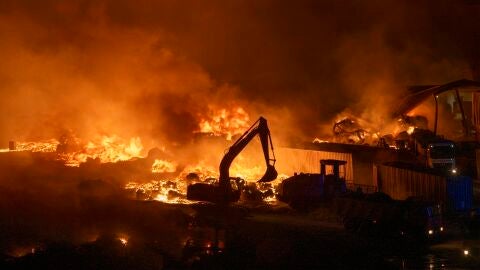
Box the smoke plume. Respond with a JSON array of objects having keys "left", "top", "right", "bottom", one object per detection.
[{"left": 0, "top": 0, "right": 478, "bottom": 146}]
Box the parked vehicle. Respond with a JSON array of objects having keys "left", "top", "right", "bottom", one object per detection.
[
  {"left": 334, "top": 192, "right": 444, "bottom": 240},
  {"left": 276, "top": 159, "right": 347, "bottom": 210}
]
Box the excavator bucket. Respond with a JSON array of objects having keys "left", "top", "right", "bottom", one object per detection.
[{"left": 258, "top": 164, "right": 278, "bottom": 182}]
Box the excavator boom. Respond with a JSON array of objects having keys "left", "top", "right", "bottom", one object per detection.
[{"left": 187, "top": 116, "right": 278, "bottom": 204}]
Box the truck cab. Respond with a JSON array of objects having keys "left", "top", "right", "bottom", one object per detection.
[
  {"left": 426, "top": 141, "right": 456, "bottom": 172},
  {"left": 412, "top": 129, "right": 456, "bottom": 173},
  {"left": 276, "top": 159, "right": 348, "bottom": 210}
]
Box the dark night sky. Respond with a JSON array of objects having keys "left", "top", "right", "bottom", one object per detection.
[{"left": 0, "top": 0, "right": 479, "bottom": 146}]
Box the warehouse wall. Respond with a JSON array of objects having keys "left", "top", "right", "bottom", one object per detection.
[
  {"left": 278, "top": 144, "right": 404, "bottom": 186},
  {"left": 375, "top": 164, "right": 447, "bottom": 203}
]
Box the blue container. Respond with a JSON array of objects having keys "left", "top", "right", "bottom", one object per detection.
[{"left": 446, "top": 176, "right": 473, "bottom": 212}]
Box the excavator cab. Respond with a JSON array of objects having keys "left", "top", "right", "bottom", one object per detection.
[
  {"left": 320, "top": 159, "right": 347, "bottom": 198},
  {"left": 187, "top": 117, "right": 277, "bottom": 204},
  {"left": 276, "top": 159, "right": 347, "bottom": 210},
  {"left": 187, "top": 181, "right": 242, "bottom": 204}
]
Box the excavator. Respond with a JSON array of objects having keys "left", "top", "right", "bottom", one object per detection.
[{"left": 187, "top": 116, "right": 278, "bottom": 204}]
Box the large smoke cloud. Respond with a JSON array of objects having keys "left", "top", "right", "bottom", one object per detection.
[{"left": 0, "top": 0, "right": 478, "bottom": 146}]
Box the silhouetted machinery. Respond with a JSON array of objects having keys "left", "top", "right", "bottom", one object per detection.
[
  {"left": 187, "top": 117, "right": 278, "bottom": 204},
  {"left": 277, "top": 159, "right": 347, "bottom": 209}
]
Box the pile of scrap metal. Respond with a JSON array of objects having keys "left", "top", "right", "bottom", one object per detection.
[
  {"left": 330, "top": 79, "right": 480, "bottom": 147},
  {"left": 332, "top": 118, "right": 369, "bottom": 144},
  {"left": 331, "top": 114, "right": 430, "bottom": 149},
  {"left": 378, "top": 115, "right": 430, "bottom": 149}
]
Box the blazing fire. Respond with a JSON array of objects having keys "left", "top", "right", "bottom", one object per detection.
[
  {"left": 15, "top": 140, "right": 59, "bottom": 152},
  {"left": 126, "top": 135, "right": 284, "bottom": 205},
  {"left": 125, "top": 180, "right": 193, "bottom": 204},
  {"left": 8, "top": 246, "right": 38, "bottom": 258},
  {"left": 229, "top": 164, "right": 265, "bottom": 182},
  {"left": 60, "top": 136, "right": 144, "bottom": 166},
  {"left": 325, "top": 113, "right": 426, "bottom": 149},
  {"left": 312, "top": 138, "right": 329, "bottom": 143},
  {"left": 179, "top": 162, "right": 218, "bottom": 180},
  {"left": 152, "top": 159, "right": 178, "bottom": 173},
  {"left": 118, "top": 237, "right": 128, "bottom": 246},
  {"left": 3, "top": 135, "right": 144, "bottom": 167},
  {"left": 126, "top": 160, "right": 281, "bottom": 204},
  {"left": 3, "top": 106, "right": 284, "bottom": 204},
  {"left": 0, "top": 139, "right": 58, "bottom": 153},
  {"left": 198, "top": 106, "right": 250, "bottom": 140}
]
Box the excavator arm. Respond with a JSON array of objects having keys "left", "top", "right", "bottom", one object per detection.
[
  {"left": 187, "top": 116, "right": 278, "bottom": 204},
  {"left": 219, "top": 116, "right": 277, "bottom": 189}
]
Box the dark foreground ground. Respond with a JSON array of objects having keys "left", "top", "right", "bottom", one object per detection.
[
  {"left": 0, "top": 152, "right": 478, "bottom": 269},
  {"left": 1, "top": 193, "right": 479, "bottom": 270}
]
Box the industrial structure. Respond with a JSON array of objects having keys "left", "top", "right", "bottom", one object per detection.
[{"left": 276, "top": 80, "right": 480, "bottom": 215}]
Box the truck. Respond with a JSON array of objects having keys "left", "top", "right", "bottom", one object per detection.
[
  {"left": 276, "top": 159, "right": 348, "bottom": 210},
  {"left": 411, "top": 128, "right": 456, "bottom": 173},
  {"left": 323, "top": 160, "right": 474, "bottom": 241},
  {"left": 276, "top": 158, "right": 447, "bottom": 240},
  {"left": 334, "top": 192, "right": 444, "bottom": 240}
]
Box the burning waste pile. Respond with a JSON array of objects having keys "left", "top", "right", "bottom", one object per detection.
[
  {"left": 320, "top": 113, "right": 430, "bottom": 150},
  {"left": 313, "top": 100, "right": 460, "bottom": 174},
  {"left": 0, "top": 106, "right": 286, "bottom": 268},
  {"left": 124, "top": 115, "right": 280, "bottom": 205},
  {"left": 3, "top": 134, "right": 144, "bottom": 167},
  {"left": 2, "top": 107, "right": 281, "bottom": 206}
]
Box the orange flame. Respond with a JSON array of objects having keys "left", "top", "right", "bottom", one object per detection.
[
  {"left": 152, "top": 159, "right": 178, "bottom": 173},
  {"left": 4, "top": 135, "right": 144, "bottom": 166},
  {"left": 198, "top": 106, "right": 250, "bottom": 140},
  {"left": 126, "top": 158, "right": 285, "bottom": 204},
  {"left": 125, "top": 179, "right": 194, "bottom": 204},
  {"left": 60, "top": 136, "right": 144, "bottom": 166},
  {"left": 13, "top": 139, "right": 59, "bottom": 152},
  {"left": 118, "top": 237, "right": 128, "bottom": 246},
  {"left": 322, "top": 111, "right": 429, "bottom": 146},
  {"left": 3, "top": 109, "right": 286, "bottom": 204},
  {"left": 407, "top": 126, "right": 415, "bottom": 135}
]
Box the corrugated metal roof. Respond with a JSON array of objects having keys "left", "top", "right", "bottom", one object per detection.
[{"left": 394, "top": 79, "right": 480, "bottom": 116}]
